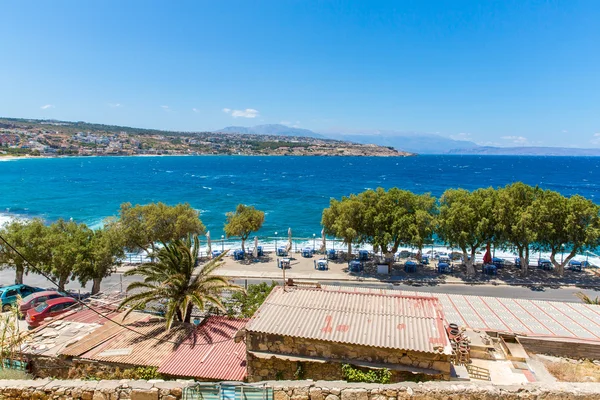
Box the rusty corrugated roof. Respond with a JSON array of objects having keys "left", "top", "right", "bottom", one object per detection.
[
  {"left": 75, "top": 319, "right": 193, "bottom": 367},
  {"left": 61, "top": 311, "right": 150, "bottom": 357},
  {"left": 158, "top": 316, "right": 249, "bottom": 381},
  {"left": 321, "top": 285, "right": 600, "bottom": 342},
  {"left": 245, "top": 286, "right": 451, "bottom": 354},
  {"left": 61, "top": 305, "right": 123, "bottom": 325}
]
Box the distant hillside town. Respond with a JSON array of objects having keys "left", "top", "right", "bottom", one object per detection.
[{"left": 0, "top": 118, "right": 411, "bottom": 158}]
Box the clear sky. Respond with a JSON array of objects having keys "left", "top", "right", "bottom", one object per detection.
[{"left": 1, "top": 1, "right": 599, "bottom": 147}]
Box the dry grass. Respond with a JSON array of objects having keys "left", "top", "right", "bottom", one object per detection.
[{"left": 544, "top": 360, "right": 600, "bottom": 382}]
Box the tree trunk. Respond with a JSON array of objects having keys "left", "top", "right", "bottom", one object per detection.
[
  {"left": 241, "top": 238, "right": 246, "bottom": 253},
  {"left": 183, "top": 303, "right": 194, "bottom": 324},
  {"left": 519, "top": 246, "right": 529, "bottom": 276},
  {"left": 15, "top": 266, "right": 24, "bottom": 285},
  {"left": 347, "top": 242, "right": 352, "bottom": 259},
  {"left": 462, "top": 248, "right": 475, "bottom": 275},
  {"left": 91, "top": 277, "right": 102, "bottom": 295},
  {"left": 551, "top": 249, "right": 576, "bottom": 277},
  {"left": 58, "top": 275, "right": 68, "bottom": 292}
]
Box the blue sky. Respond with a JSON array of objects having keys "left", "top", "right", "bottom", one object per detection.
[{"left": 1, "top": 1, "right": 599, "bottom": 147}]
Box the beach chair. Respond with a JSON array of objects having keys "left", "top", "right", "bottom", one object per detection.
[
  {"left": 327, "top": 249, "right": 337, "bottom": 260},
  {"left": 358, "top": 250, "right": 369, "bottom": 261},
  {"left": 438, "top": 262, "right": 451, "bottom": 273},
  {"left": 348, "top": 260, "right": 362, "bottom": 273},
  {"left": 404, "top": 260, "right": 417, "bottom": 273}
]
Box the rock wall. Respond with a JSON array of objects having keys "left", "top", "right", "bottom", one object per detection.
[
  {"left": 246, "top": 354, "right": 439, "bottom": 383},
  {"left": 1, "top": 379, "right": 600, "bottom": 399},
  {"left": 0, "top": 379, "right": 187, "bottom": 399},
  {"left": 246, "top": 332, "right": 451, "bottom": 382}
]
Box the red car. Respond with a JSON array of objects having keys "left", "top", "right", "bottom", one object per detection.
[
  {"left": 19, "top": 291, "right": 66, "bottom": 318},
  {"left": 26, "top": 297, "right": 78, "bottom": 328}
]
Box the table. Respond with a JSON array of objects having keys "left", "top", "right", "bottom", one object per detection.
[{"left": 302, "top": 248, "right": 313, "bottom": 258}]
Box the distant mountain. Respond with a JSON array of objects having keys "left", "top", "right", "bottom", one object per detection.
[
  {"left": 216, "top": 124, "right": 325, "bottom": 139},
  {"left": 323, "top": 131, "right": 478, "bottom": 154},
  {"left": 448, "top": 146, "right": 600, "bottom": 156}
]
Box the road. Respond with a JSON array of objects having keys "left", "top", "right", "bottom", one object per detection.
[{"left": 2, "top": 271, "right": 599, "bottom": 303}]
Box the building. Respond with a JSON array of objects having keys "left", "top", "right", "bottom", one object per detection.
[
  {"left": 22, "top": 306, "right": 248, "bottom": 382},
  {"left": 244, "top": 286, "right": 453, "bottom": 382}
]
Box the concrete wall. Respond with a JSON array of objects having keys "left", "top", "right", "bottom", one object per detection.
[
  {"left": 1, "top": 379, "right": 600, "bottom": 399},
  {"left": 246, "top": 332, "right": 451, "bottom": 382}
]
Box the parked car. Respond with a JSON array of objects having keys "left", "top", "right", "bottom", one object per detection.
[
  {"left": 0, "top": 284, "right": 45, "bottom": 312},
  {"left": 25, "top": 297, "right": 78, "bottom": 329},
  {"left": 19, "top": 290, "right": 67, "bottom": 318}
]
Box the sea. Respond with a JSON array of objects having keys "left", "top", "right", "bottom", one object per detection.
[{"left": 1, "top": 155, "right": 600, "bottom": 259}]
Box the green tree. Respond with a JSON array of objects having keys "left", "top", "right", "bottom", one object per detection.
[
  {"left": 534, "top": 191, "right": 600, "bottom": 276},
  {"left": 76, "top": 221, "right": 126, "bottom": 295},
  {"left": 223, "top": 204, "right": 265, "bottom": 252},
  {"left": 407, "top": 193, "right": 437, "bottom": 254},
  {"left": 118, "top": 202, "right": 205, "bottom": 256},
  {"left": 495, "top": 183, "right": 539, "bottom": 275},
  {"left": 0, "top": 219, "right": 47, "bottom": 284},
  {"left": 322, "top": 195, "right": 365, "bottom": 257},
  {"left": 225, "top": 281, "right": 277, "bottom": 318},
  {"left": 359, "top": 188, "right": 412, "bottom": 255},
  {"left": 43, "top": 219, "right": 92, "bottom": 291},
  {"left": 119, "top": 234, "right": 243, "bottom": 329},
  {"left": 437, "top": 187, "right": 497, "bottom": 275}
]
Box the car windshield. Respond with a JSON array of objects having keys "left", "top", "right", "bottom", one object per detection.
[
  {"left": 34, "top": 302, "right": 48, "bottom": 312},
  {"left": 21, "top": 293, "right": 36, "bottom": 303}
]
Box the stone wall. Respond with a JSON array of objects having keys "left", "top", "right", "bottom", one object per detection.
[
  {"left": 0, "top": 379, "right": 187, "bottom": 399},
  {"left": 246, "top": 353, "right": 439, "bottom": 383},
  {"left": 246, "top": 332, "right": 451, "bottom": 382},
  {"left": 1, "top": 379, "right": 600, "bottom": 399},
  {"left": 26, "top": 355, "right": 150, "bottom": 380}
]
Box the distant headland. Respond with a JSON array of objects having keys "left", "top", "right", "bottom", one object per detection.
[{"left": 0, "top": 117, "right": 412, "bottom": 158}]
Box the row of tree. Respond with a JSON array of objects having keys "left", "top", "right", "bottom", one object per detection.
[
  {"left": 322, "top": 183, "right": 600, "bottom": 276},
  {"left": 0, "top": 202, "right": 265, "bottom": 293}
]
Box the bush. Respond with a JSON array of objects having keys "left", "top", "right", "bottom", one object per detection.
[{"left": 341, "top": 364, "right": 391, "bottom": 384}]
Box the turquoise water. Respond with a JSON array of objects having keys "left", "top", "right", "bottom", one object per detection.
[{"left": 1, "top": 155, "right": 599, "bottom": 237}]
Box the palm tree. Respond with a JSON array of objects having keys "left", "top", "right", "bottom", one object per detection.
[
  {"left": 119, "top": 234, "right": 243, "bottom": 329},
  {"left": 575, "top": 292, "right": 600, "bottom": 305}
]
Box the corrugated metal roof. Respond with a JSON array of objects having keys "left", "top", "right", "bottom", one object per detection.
[
  {"left": 22, "top": 320, "right": 102, "bottom": 357},
  {"left": 245, "top": 286, "right": 451, "bottom": 354},
  {"left": 61, "top": 311, "right": 150, "bottom": 357},
  {"left": 321, "top": 285, "right": 600, "bottom": 342},
  {"left": 158, "top": 316, "right": 249, "bottom": 381},
  {"left": 76, "top": 319, "right": 193, "bottom": 367},
  {"left": 61, "top": 305, "right": 123, "bottom": 325}
]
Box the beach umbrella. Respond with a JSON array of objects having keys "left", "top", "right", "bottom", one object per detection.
[
  {"left": 286, "top": 227, "right": 292, "bottom": 253},
  {"left": 319, "top": 228, "right": 326, "bottom": 253},
  {"left": 253, "top": 236, "right": 258, "bottom": 259},
  {"left": 206, "top": 231, "right": 212, "bottom": 257},
  {"left": 483, "top": 243, "right": 492, "bottom": 264}
]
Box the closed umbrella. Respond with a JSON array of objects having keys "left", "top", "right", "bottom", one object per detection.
[
  {"left": 319, "top": 228, "right": 326, "bottom": 253},
  {"left": 483, "top": 243, "right": 492, "bottom": 264},
  {"left": 286, "top": 227, "right": 292, "bottom": 253},
  {"left": 206, "top": 231, "right": 212, "bottom": 257},
  {"left": 253, "top": 236, "right": 259, "bottom": 259}
]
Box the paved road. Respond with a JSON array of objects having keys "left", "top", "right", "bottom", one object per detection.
[{"left": 2, "top": 271, "right": 599, "bottom": 303}]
